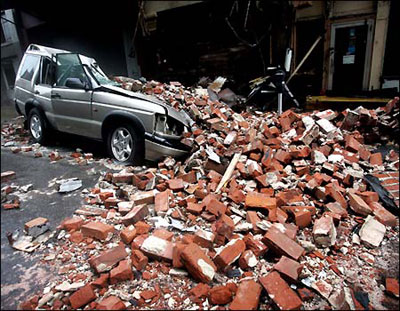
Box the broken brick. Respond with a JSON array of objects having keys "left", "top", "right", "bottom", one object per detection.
[
  {"left": 81, "top": 221, "right": 114, "bottom": 241},
  {"left": 180, "top": 243, "right": 217, "bottom": 283},
  {"left": 260, "top": 271, "right": 302, "bottom": 310},
  {"left": 229, "top": 280, "right": 261, "bottom": 310},
  {"left": 262, "top": 226, "right": 304, "bottom": 260}
]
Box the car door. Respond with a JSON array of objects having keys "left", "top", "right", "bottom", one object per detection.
[
  {"left": 33, "top": 56, "right": 57, "bottom": 127},
  {"left": 51, "top": 53, "right": 93, "bottom": 135}
]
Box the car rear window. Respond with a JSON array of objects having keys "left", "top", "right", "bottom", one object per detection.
[{"left": 19, "top": 54, "right": 40, "bottom": 81}]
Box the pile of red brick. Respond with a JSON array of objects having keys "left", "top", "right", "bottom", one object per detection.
[{"left": 15, "top": 82, "right": 399, "bottom": 310}]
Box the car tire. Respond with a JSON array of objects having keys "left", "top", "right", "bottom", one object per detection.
[
  {"left": 107, "top": 123, "right": 144, "bottom": 165},
  {"left": 28, "top": 108, "right": 50, "bottom": 145}
]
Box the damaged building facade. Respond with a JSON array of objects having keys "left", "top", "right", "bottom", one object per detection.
[{"left": 135, "top": 0, "right": 398, "bottom": 100}]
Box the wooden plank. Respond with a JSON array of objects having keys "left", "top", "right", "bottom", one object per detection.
[{"left": 215, "top": 152, "right": 241, "bottom": 194}]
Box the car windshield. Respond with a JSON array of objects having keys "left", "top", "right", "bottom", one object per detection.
[{"left": 89, "top": 63, "right": 119, "bottom": 86}]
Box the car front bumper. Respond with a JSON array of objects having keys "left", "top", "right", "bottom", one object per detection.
[{"left": 144, "top": 133, "right": 190, "bottom": 162}]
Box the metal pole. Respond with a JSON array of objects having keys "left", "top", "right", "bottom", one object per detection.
[{"left": 278, "top": 92, "right": 283, "bottom": 115}]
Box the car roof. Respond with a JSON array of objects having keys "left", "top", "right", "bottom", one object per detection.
[
  {"left": 25, "top": 44, "right": 71, "bottom": 58},
  {"left": 25, "top": 44, "right": 96, "bottom": 65}
]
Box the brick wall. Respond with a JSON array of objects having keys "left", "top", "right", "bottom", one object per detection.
[{"left": 372, "top": 171, "right": 400, "bottom": 207}]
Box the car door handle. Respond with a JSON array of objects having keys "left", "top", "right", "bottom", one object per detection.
[
  {"left": 35, "top": 90, "right": 40, "bottom": 95},
  {"left": 51, "top": 93, "right": 61, "bottom": 99}
]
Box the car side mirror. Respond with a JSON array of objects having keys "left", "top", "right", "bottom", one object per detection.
[{"left": 65, "top": 77, "right": 86, "bottom": 89}]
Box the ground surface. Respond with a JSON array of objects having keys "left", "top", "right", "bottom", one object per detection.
[{"left": 0, "top": 149, "right": 101, "bottom": 310}]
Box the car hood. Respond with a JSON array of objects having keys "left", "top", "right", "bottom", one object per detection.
[{"left": 99, "top": 84, "right": 194, "bottom": 127}]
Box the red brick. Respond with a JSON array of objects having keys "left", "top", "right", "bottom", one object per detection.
[
  {"left": 345, "top": 135, "right": 361, "bottom": 153},
  {"left": 109, "top": 259, "right": 133, "bottom": 284},
  {"left": 172, "top": 242, "right": 186, "bottom": 268},
  {"left": 370, "top": 152, "right": 383, "bottom": 165},
  {"left": 209, "top": 285, "right": 233, "bottom": 305},
  {"left": 189, "top": 283, "right": 210, "bottom": 299},
  {"left": 140, "top": 235, "right": 174, "bottom": 261},
  {"left": 24, "top": 217, "right": 48, "bottom": 231},
  {"left": 381, "top": 178, "right": 399, "bottom": 185},
  {"left": 154, "top": 190, "right": 170, "bottom": 215},
  {"left": 194, "top": 229, "right": 215, "bottom": 248},
  {"left": 245, "top": 192, "right": 276, "bottom": 210},
  {"left": 104, "top": 197, "right": 121, "bottom": 208},
  {"left": 386, "top": 278, "right": 399, "bottom": 298},
  {"left": 268, "top": 207, "right": 288, "bottom": 223},
  {"left": 229, "top": 280, "right": 261, "bottom": 310},
  {"left": 369, "top": 202, "right": 397, "bottom": 227},
  {"left": 274, "top": 150, "right": 292, "bottom": 164},
  {"left": 180, "top": 170, "right": 197, "bottom": 183},
  {"left": 81, "top": 222, "right": 115, "bottom": 241},
  {"left": 112, "top": 172, "right": 134, "bottom": 184},
  {"left": 215, "top": 214, "right": 235, "bottom": 239},
  {"left": 130, "top": 190, "right": 155, "bottom": 205},
  {"left": 135, "top": 221, "right": 151, "bottom": 234},
  {"left": 260, "top": 271, "right": 302, "bottom": 310},
  {"left": 187, "top": 202, "right": 203, "bottom": 215},
  {"left": 325, "top": 183, "right": 347, "bottom": 209},
  {"left": 89, "top": 245, "right": 128, "bottom": 273},
  {"left": 262, "top": 226, "right": 304, "bottom": 261},
  {"left": 99, "top": 191, "right": 114, "bottom": 201},
  {"left": 180, "top": 243, "right": 217, "bottom": 283},
  {"left": 243, "top": 234, "right": 268, "bottom": 257},
  {"left": 131, "top": 249, "right": 148, "bottom": 271},
  {"left": 96, "top": 296, "right": 126, "bottom": 310},
  {"left": 246, "top": 211, "right": 262, "bottom": 233},
  {"left": 91, "top": 273, "right": 109, "bottom": 288},
  {"left": 358, "top": 191, "right": 379, "bottom": 204},
  {"left": 153, "top": 228, "right": 174, "bottom": 241},
  {"left": 228, "top": 187, "right": 246, "bottom": 204},
  {"left": 325, "top": 202, "right": 348, "bottom": 219},
  {"left": 120, "top": 226, "right": 137, "bottom": 244},
  {"left": 121, "top": 204, "right": 149, "bottom": 226},
  {"left": 69, "top": 231, "right": 84, "bottom": 243},
  {"left": 273, "top": 255, "right": 303, "bottom": 283},
  {"left": 205, "top": 198, "right": 227, "bottom": 216},
  {"left": 1, "top": 171, "right": 16, "bottom": 182},
  {"left": 214, "top": 239, "right": 246, "bottom": 270},
  {"left": 69, "top": 284, "right": 96, "bottom": 309},
  {"left": 348, "top": 192, "right": 372, "bottom": 216},
  {"left": 167, "top": 178, "right": 184, "bottom": 191},
  {"left": 239, "top": 250, "right": 258, "bottom": 270},
  {"left": 293, "top": 208, "right": 312, "bottom": 228},
  {"left": 61, "top": 217, "right": 83, "bottom": 231}
]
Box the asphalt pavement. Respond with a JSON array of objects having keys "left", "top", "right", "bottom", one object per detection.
[{"left": 0, "top": 149, "right": 100, "bottom": 310}]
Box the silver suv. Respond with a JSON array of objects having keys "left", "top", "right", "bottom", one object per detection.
[{"left": 13, "top": 44, "right": 194, "bottom": 164}]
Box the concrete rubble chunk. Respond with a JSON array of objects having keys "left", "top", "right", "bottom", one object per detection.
[
  {"left": 359, "top": 215, "right": 386, "bottom": 248},
  {"left": 313, "top": 215, "right": 337, "bottom": 247}
]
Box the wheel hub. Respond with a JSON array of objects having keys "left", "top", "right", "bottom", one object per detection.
[
  {"left": 30, "top": 115, "right": 42, "bottom": 139},
  {"left": 111, "top": 127, "right": 133, "bottom": 162}
]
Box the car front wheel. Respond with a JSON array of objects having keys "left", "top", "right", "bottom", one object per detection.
[
  {"left": 107, "top": 124, "right": 144, "bottom": 165},
  {"left": 28, "top": 108, "right": 49, "bottom": 144}
]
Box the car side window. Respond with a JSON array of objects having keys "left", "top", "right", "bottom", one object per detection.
[
  {"left": 19, "top": 54, "right": 40, "bottom": 81},
  {"left": 38, "top": 57, "right": 55, "bottom": 86},
  {"left": 55, "top": 54, "right": 89, "bottom": 88}
]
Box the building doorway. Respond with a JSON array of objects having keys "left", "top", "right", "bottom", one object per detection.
[{"left": 328, "top": 19, "right": 374, "bottom": 94}]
